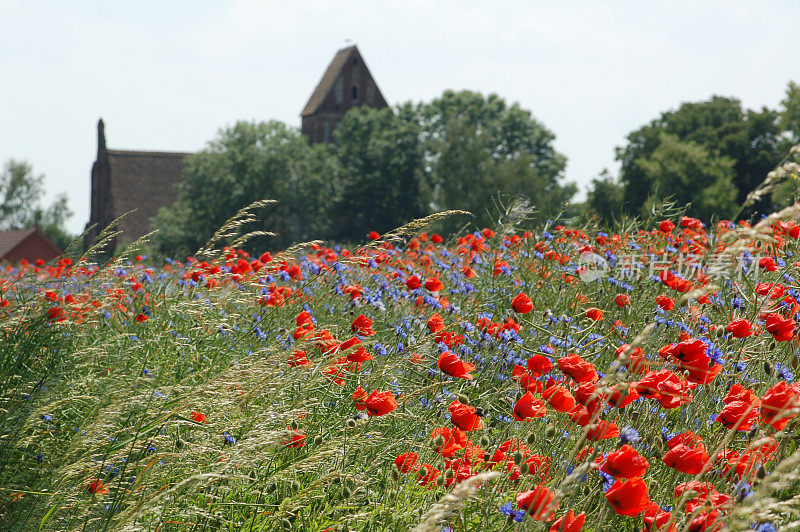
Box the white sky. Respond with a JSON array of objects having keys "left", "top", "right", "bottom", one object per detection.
[{"left": 2, "top": 0, "right": 799, "bottom": 235}]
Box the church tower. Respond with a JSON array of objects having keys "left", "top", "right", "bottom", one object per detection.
[{"left": 301, "top": 45, "right": 388, "bottom": 144}]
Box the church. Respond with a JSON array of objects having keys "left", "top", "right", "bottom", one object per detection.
[{"left": 83, "top": 45, "right": 387, "bottom": 251}]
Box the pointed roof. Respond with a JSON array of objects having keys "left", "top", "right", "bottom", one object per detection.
[
  {"left": 302, "top": 45, "right": 382, "bottom": 117},
  {"left": 0, "top": 226, "right": 62, "bottom": 262}
]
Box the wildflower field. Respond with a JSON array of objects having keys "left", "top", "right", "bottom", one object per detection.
[{"left": 3, "top": 201, "right": 800, "bottom": 531}]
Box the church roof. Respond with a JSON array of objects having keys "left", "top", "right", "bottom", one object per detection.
[{"left": 301, "top": 45, "right": 359, "bottom": 117}]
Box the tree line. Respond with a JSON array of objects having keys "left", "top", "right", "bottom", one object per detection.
[{"left": 2, "top": 83, "right": 799, "bottom": 256}]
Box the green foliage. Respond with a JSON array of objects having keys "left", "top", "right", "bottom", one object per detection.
[
  {"left": 332, "top": 106, "right": 430, "bottom": 241},
  {"left": 779, "top": 80, "right": 800, "bottom": 144},
  {"left": 151, "top": 121, "right": 341, "bottom": 256},
  {"left": 0, "top": 160, "right": 73, "bottom": 250},
  {"left": 615, "top": 96, "right": 782, "bottom": 219},
  {"left": 585, "top": 169, "right": 625, "bottom": 226},
  {"left": 408, "top": 90, "right": 574, "bottom": 230}
]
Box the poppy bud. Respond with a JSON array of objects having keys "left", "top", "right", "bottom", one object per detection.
[
  {"left": 346, "top": 419, "right": 357, "bottom": 429},
  {"left": 291, "top": 480, "right": 301, "bottom": 491},
  {"left": 444, "top": 469, "right": 454, "bottom": 479},
  {"left": 341, "top": 486, "right": 352, "bottom": 498},
  {"left": 280, "top": 519, "right": 293, "bottom": 530},
  {"left": 526, "top": 433, "right": 536, "bottom": 445},
  {"left": 390, "top": 469, "right": 400, "bottom": 481},
  {"left": 457, "top": 394, "right": 470, "bottom": 405},
  {"left": 513, "top": 450, "right": 523, "bottom": 465},
  {"left": 757, "top": 465, "right": 766, "bottom": 479},
  {"left": 475, "top": 407, "right": 486, "bottom": 417},
  {"left": 432, "top": 435, "right": 444, "bottom": 447},
  {"left": 649, "top": 480, "right": 659, "bottom": 492},
  {"left": 266, "top": 483, "right": 276, "bottom": 493},
  {"left": 545, "top": 424, "right": 557, "bottom": 438},
  {"left": 519, "top": 462, "right": 530, "bottom": 474},
  {"left": 479, "top": 435, "right": 490, "bottom": 447},
  {"left": 764, "top": 361, "right": 773, "bottom": 375},
  {"left": 313, "top": 435, "right": 323, "bottom": 445}
]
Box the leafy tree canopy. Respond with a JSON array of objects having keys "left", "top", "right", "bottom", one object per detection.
[
  {"left": 0, "top": 160, "right": 73, "bottom": 250},
  {"left": 616, "top": 95, "right": 782, "bottom": 219}
]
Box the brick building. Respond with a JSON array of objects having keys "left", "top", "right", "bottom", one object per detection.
[
  {"left": 0, "top": 226, "right": 62, "bottom": 264},
  {"left": 84, "top": 45, "right": 387, "bottom": 250},
  {"left": 301, "top": 45, "right": 388, "bottom": 144}
]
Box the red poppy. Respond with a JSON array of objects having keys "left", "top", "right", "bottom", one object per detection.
[
  {"left": 585, "top": 307, "right": 604, "bottom": 321},
  {"left": 135, "top": 313, "right": 148, "bottom": 322},
  {"left": 287, "top": 350, "right": 310, "bottom": 367},
  {"left": 662, "top": 443, "right": 709, "bottom": 475},
  {"left": 558, "top": 354, "right": 598, "bottom": 382},
  {"left": 528, "top": 355, "right": 554, "bottom": 377},
  {"left": 395, "top": 452, "right": 419, "bottom": 473},
  {"left": 363, "top": 390, "right": 397, "bottom": 417},
  {"left": 585, "top": 419, "right": 620, "bottom": 441},
  {"left": 614, "top": 294, "right": 631, "bottom": 308},
  {"left": 405, "top": 275, "right": 421, "bottom": 290},
  {"left": 512, "top": 292, "right": 534, "bottom": 314},
  {"left": 352, "top": 386, "right": 367, "bottom": 410},
  {"left": 761, "top": 381, "right": 800, "bottom": 430},
  {"left": 643, "top": 503, "right": 676, "bottom": 532},
  {"left": 658, "top": 220, "right": 675, "bottom": 233},
  {"left": 415, "top": 463, "right": 440, "bottom": 486},
  {"left": 424, "top": 277, "right": 444, "bottom": 292},
  {"left": 351, "top": 314, "right": 375, "bottom": 336},
  {"left": 513, "top": 391, "right": 548, "bottom": 420},
  {"left": 716, "top": 397, "right": 760, "bottom": 431},
  {"left": 340, "top": 337, "right": 372, "bottom": 362},
  {"left": 431, "top": 233, "right": 443, "bottom": 243},
  {"left": 190, "top": 410, "right": 207, "bottom": 423},
  {"left": 285, "top": 428, "right": 306, "bottom": 448},
  {"left": 437, "top": 350, "right": 476, "bottom": 380},
  {"left": 427, "top": 313, "right": 445, "bottom": 333},
  {"left": 725, "top": 319, "right": 752, "bottom": 338},
  {"left": 600, "top": 445, "right": 648, "bottom": 478},
  {"left": 87, "top": 479, "right": 108, "bottom": 495},
  {"left": 368, "top": 231, "right": 380, "bottom": 240},
  {"left": 764, "top": 312, "right": 795, "bottom": 341},
  {"left": 656, "top": 294, "right": 675, "bottom": 310},
  {"left": 431, "top": 426, "right": 468, "bottom": 457},
  {"left": 605, "top": 478, "right": 650, "bottom": 516},
  {"left": 542, "top": 384, "right": 576, "bottom": 413},
  {"left": 549, "top": 509, "right": 585, "bottom": 532},
  {"left": 448, "top": 399, "right": 484, "bottom": 431},
  {"left": 516, "top": 486, "right": 559, "bottom": 520}
]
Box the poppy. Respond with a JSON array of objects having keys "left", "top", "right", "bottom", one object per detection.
[
  {"left": 340, "top": 337, "right": 372, "bottom": 363},
  {"left": 368, "top": 231, "right": 381, "bottom": 240},
  {"left": 424, "top": 277, "right": 444, "bottom": 292},
  {"left": 764, "top": 313, "right": 795, "bottom": 341},
  {"left": 656, "top": 294, "right": 675, "bottom": 310},
  {"left": 431, "top": 234, "right": 443, "bottom": 243},
  {"left": 395, "top": 452, "right": 419, "bottom": 473},
  {"left": 405, "top": 275, "right": 421, "bottom": 290},
  {"left": 726, "top": 319, "right": 752, "bottom": 338},
  {"left": 600, "top": 445, "right": 648, "bottom": 478},
  {"left": 516, "top": 485, "right": 559, "bottom": 520},
  {"left": 585, "top": 307, "right": 604, "bottom": 321},
  {"left": 716, "top": 397, "right": 760, "bottom": 431},
  {"left": 285, "top": 428, "right": 306, "bottom": 448},
  {"left": 448, "top": 399, "right": 484, "bottom": 431},
  {"left": 513, "top": 391, "right": 548, "bottom": 420},
  {"left": 363, "top": 390, "right": 397, "bottom": 417},
  {"left": 287, "top": 350, "right": 310, "bottom": 367},
  {"left": 431, "top": 426, "right": 468, "bottom": 457},
  {"left": 549, "top": 509, "right": 585, "bottom": 532},
  {"left": 527, "top": 355, "right": 553, "bottom": 377},
  {"left": 190, "top": 411, "right": 207, "bottom": 423},
  {"left": 658, "top": 220, "right": 675, "bottom": 233},
  {"left": 352, "top": 386, "right": 367, "bottom": 410},
  {"left": 437, "top": 350, "right": 476, "bottom": 380},
  {"left": 662, "top": 442, "right": 709, "bottom": 475},
  {"left": 87, "top": 479, "right": 108, "bottom": 495},
  {"left": 605, "top": 478, "right": 650, "bottom": 516},
  {"left": 427, "top": 313, "right": 445, "bottom": 333},
  {"left": 643, "top": 503, "right": 676, "bottom": 532},
  {"left": 761, "top": 381, "right": 800, "bottom": 430},
  {"left": 558, "top": 354, "right": 598, "bottom": 383},
  {"left": 585, "top": 420, "right": 620, "bottom": 441},
  {"left": 512, "top": 292, "right": 534, "bottom": 314},
  {"left": 416, "top": 463, "right": 440, "bottom": 486},
  {"left": 351, "top": 314, "right": 375, "bottom": 336},
  {"left": 542, "top": 384, "right": 576, "bottom": 413}
]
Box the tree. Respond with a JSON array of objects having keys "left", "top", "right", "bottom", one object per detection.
[
  {"left": 151, "top": 121, "right": 341, "bottom": 257},
  {"left": 779, "top": 80, "right": 800, "bottom": 145},
  {"left": 585, "top": 169, "right": 625, "bottom": 226},
  {"left": 0, "top": 160, "right": 73, "bottom": 250},
  {"left": 332, "top": 106, "right": 430, "bottom": 241},
  {"left": 616, "top": 96, "right": 782, "bottom": 219},
  {"left": 407, "top": 90, "right": 573, "bottom": 229}
]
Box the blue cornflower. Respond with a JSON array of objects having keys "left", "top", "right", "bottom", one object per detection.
[
  {"left": 223, "top": 432, "right": 236, "bottom": 445},
  {"left": 499, "top": 502, "right": 525, "bottom": 522},
  {"left": 620, "top": 426, "right": 641, "bottom": 443},
  {"left": 754, "top": 524, "right": 778, "bottom": 532}
]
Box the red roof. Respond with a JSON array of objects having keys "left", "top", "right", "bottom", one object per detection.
[{"left": 0, "top": 227, "right": 63, "bottom": 263}]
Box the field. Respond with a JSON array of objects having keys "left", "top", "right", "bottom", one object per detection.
[{"left": 2, "top": 204, "right": 800, "bottom": 531}]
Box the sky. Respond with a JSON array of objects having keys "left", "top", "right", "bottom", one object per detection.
[{"left": 2, "top": 1, "right": 799, "bottom": 235}]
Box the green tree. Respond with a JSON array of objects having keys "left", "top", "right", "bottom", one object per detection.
[
  {"left": 151, "top": 121, "right": 341, "bottom": 257},
  {"left": 0, "top": 160, "right": 73, "bottom": 250},
  {"left": 616, "top": 96, "right": 782, "bottom": 219},
  {"left": 585, "top": 169, "right": 625, "bottom": 226},
  {"left": 408, "top": 90, "right": 573, "bottom": 229},
  {"left": 635, "top": 133, "right": 738, "bottom": 221},
  {"left": 779, "top": 80, "right": 800, "bottom": 145},
  {"left": 332, "top": 106, "right": 430, "bottom": 241}
]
